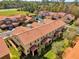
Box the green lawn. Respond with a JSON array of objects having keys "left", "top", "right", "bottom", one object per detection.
[
  {"left": 44, "top": 50, "right": 56, "bottom": 59},
  {"left": 0, "top": 9, "right": 26, "bottom": 16},
  {"left": 43, "top": 38, "right": 69, "bottom": 59},
  {"left": 10, "top": 47, "right": 20, "bottom": 59},
  {"left": 0, "top": 9, "right": 17, "bottom": 11},
  {"left": 4, "top": 39, "right": 20, "bottom": 59},
  {"left": 0, "top": 9, "right": 35, "bottom": 16}
]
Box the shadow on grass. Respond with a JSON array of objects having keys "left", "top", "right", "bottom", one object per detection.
[
  {"left": 22, "top": 43, "right": 52, "bottom": 59},
  {"left": 21, "top": 37, "right": 63, "bottom": 59},
  {"left": 53, "top": 37, "right": 63, "bottom": 42},
  {"left": 41, "top": 56, "right": 48, "bottom": 59}
]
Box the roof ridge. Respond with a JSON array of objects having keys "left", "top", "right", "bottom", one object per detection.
[{"left": 16, "top": 20, "right": 56, "bottom": 36}]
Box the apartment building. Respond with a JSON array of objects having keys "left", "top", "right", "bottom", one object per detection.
[
  {"left": 10, "top": 19, "right": 66, "bottom": 56},
  {"left": 0, "top": 37, "right": 10, "bottom": 59},
  {"left": 63, "top": 14, "right": 75, "bottom": 24},
  {"left": 39, "top": 11, "right": 75, "bottom": 24},
  {"left": 0, "top": 15, "right": 33, "bottom": 30}
]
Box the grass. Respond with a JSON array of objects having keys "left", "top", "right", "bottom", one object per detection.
[
  {"left": 10, "top": 47, "right": 20, "bottom": 59},
  {"left": 43, "top": 37, "right": 69, "bottom": 59},
  {"left": 44, "top": 50, "right": 56, "bottom": 59},
  {"left": 0, "top": 9, "right": 35, "bottom": 16},
  {"left": 0, "top": 9, "right": 17, "bottom": 11},
  {"left": 0, "top": 9, "right": 26, "bottom": 16},
  {"left": 43, "top": 21, "right": 77, "bottom": 59},
  {"left": 4, "top": 39, "right": 20, "bottom": 59}
]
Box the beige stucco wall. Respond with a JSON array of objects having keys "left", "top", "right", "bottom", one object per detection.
[{"left": 11, "top": 25, "right": 65, "bottom": 56}]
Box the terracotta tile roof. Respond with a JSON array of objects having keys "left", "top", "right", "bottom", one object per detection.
[
  {"left": 32, "top": 22, "right": 41, "bottom": 27},
  {"left": 14, "top": 15, "right": 21, "bottom": 18},
  {"left": 49, "top": 12, "right": 57, "bottom": 16},
  {"left": 57, "top": 12, "right": 66, "bottom": 17},
  {"left": 74, "top": 37, "right": 79, "bottom": 43},
  {"left": 26, "top": 16, "right": 32, "bottom": 20},
  {"left": 32, "top": 19, "right": 53, "bottom": 27},
  {"left": 13, "top": 20, "right": 65, "bottom": 45},
  {"left": 0, "top": 37, "right": 10, "bottom": 58},
  {"left": 12, "top": 26, "right": 31, "bottom": 36},
  {"left": 0, "top": 15, "right": 18, "bottom": 21},
  {"left": 0, "top": 16, "right": 6, "bottom": 20},
  {"left": 77, "top": 18, "right": 79, "bottom": 20},
  {"left": 65, "top": 14, "right": 75, "bottom": 20},
  {"left": 8, "top": 15, "right": 32, "bottom": 21},
  {"left": 44, "top": 19, "right": 54, "bottom": 23},
  {"left": 0, "top": 15, "right": 33, "bottom": 23},
  {"left": 64, "top": 38, "right": 79, "bottom": 59}
]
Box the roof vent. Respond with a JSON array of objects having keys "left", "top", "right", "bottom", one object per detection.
[{"left": 26, "top": 23, "right": 32, "bottom": 28}]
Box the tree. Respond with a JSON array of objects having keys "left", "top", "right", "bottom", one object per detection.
[
  {"left": 51, "top": 39, "right": 69, "bottom": 59},
  {"left": 74, "top": 0, "right": 78, "bottom": 6},
  {"left": 68, "top": 4, "right": 79, "bottom": 18},
  {"left": 75, "top": 18, "right": 79, "bottom": 26},
  {"left": 42, "top": 0, "right": 49, "bottom": 3},
  {"left": 63, "top": 27, "right": 76, "bottom": 40}
]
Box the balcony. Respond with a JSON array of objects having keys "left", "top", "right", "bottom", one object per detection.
[
  {"left": 30, "top": 45, "right": 38, "bottom": 56},
  {"left": 42, "top": 37, "right": 52, "bottom": 45}
]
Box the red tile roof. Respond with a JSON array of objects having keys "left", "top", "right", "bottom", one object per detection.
[
  {"left": 12, "top": 26, "right": 31, "bottom": 36},
  {"left": 0, "top": 15, "right": 18, "bottom": 21},
  {"left": 0, "top": 16, "right": 6, "bottom": 20},
  {"left": 57, "top": 12, "right": 66, "bottom": 16},
  {"left": 65, "top": 14, "right": 75, "bottom": 20},
  {"left": 0, "top": 37, "right": 10, "bottom": 58},
  {"left": 32, "top": 19, "right": 53, "bottom": 27},
  {"left": 64, "top": 37, "right": 79, "bottom": 59},
  {"left": 12, "top": 20, "right": 65, "bottom": 45},
  {"left": 49, "top": 12, "right": 57, "bottom": 16},
  {"left": 26, "top": 16, "right": 32, "bottom": 21}
]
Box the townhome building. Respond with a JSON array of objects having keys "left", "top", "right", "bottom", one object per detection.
[
  {"left": 10, "top": 19, "right": 66, "bottom": 56},
  {"left": 63, "top": 14, "right": 75, "bottom": 24},
  {"left": 0, "top": 37, "right": 10, "bottom": 59},
  {"left": 63, "top": 37, "right": 79, "bottom": 59}
]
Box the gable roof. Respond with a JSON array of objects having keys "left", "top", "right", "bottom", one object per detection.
[
  {"left": 13, "top": 20, "right": 65, "bottom": 45},
  {"left": 0, "top": 16, "right": 6, "bottom": 21},
  {"left": 0, "top": 37, "right": 10, "bottom": 58},
  {"left": 12, "top": 26, "right": 31, "bottom": 36},
  {"left": 64, "top": 37, "right": 79, "bottom": 59}
]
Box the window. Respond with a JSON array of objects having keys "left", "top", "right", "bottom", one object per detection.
[
  {"left": 38, "top": 44, "right": 40, "bottom": 47},
  {"left": 27, "top": 50, "right": 29, "bottom": 53},
  {"left": 67, "top": 17, "right": 70, "bottom": 20},
  {"left": 37, "top": 39, "right": 39, "bottom": 41},
  {"left": 49, "top": 40, "right": 51, "bottom": 43},
  {"left": 41, "top": 37, "right": 43, "bottom": 39},
  {"left": 41, "top": 36, "right": 45, "bottom": 39},
  {"left": 35, "top": 40, "right": 36, "bottom": 43},
  {"left": 30, "top": 43, "right": 32, "bottom": 46},
  {"left": 41, "top": 41, "right": 43, "bottom": 45}
]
